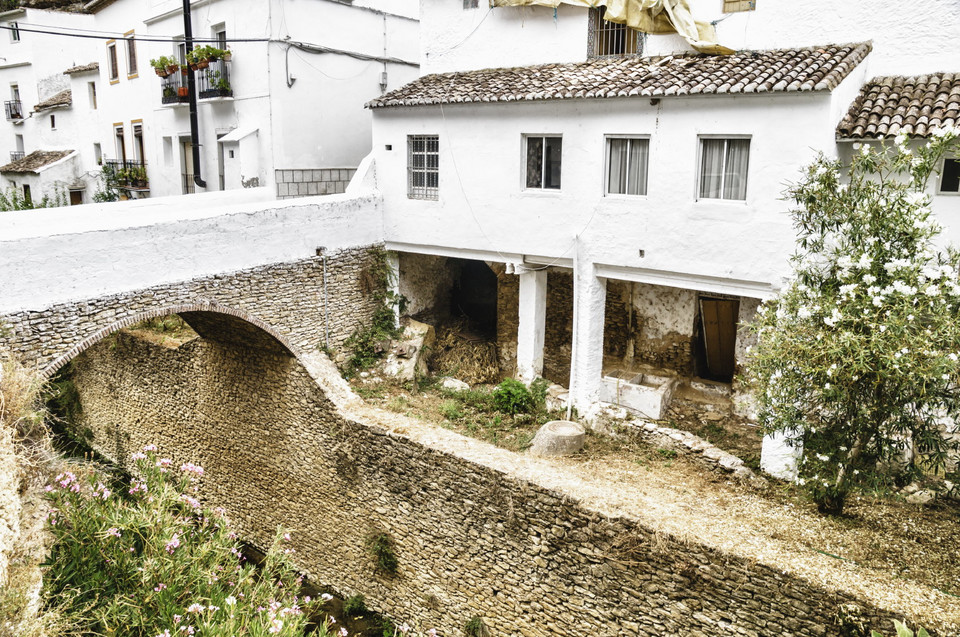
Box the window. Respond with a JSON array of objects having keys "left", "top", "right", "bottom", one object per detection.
[
  {"left": 723, "top": 0, "right": 756, "bottom": 12},
  {"left": 698, "top": 138, "right": 750, "bottom": 200},
  {"left": 94, "top": 142, "right": 102, "bottom": 165},
  {"left": 606, "top": 137, "right": 649, "bottom": 196},
  {"left": 525, "top": 136, "right": 562, "bottom": 190},
  {"left": 124, "top": 31, "right": 138, "bottom": 78},
  {"left": 940, "top": 157, "right": 960, "bottom": 193},
  {"left": 50, "top": 114, "right": 55, "bottom": 129},
  {"left": 22, "top": 184, "right": 31, "bottom": 205},
  {"left": 107, "top": 41, "right": 119, "bottom": 82},
  {"left": 88, "top": 81, "right": 97, "bottom": 109},
  {"left": 132, "top": 121, "right": 144, "bottom": 163},
  {"left": 463, "top": 0, "right": 479, "bottom": 7},
  {"left": 114, "top": 124, "right": 126, "bottom": 162},
  {"left": 9, "top": 21, "right": 20, "bottom": 43},
  {"left": 589, "top": 7, "right": 642, "bottom": 57},
  {"left": 407, "top": 135, "right": 439, "bottom": 199}
]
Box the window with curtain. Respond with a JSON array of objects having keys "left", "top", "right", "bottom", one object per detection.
[
  {"left": 408, "top": 135, "right": 439, "bottom": 199},
  {"left": 525, "top": 135, "right": 562, "bottom": 190},
  {"left": 606, "top": 137, "right": 649, "bottom": 196},
  {"left": 699, "top": 138, "right": 750, "bottom": 200}
]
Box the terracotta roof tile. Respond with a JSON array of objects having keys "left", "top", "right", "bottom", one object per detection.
[
  {"left": 369, "top": 42, "right": 871, "bottom": 109},
  {"left": 0, "top": 150, "right": 74, "bottom": 173},
  {"left": 64, "top": 62, "right": 99, "bottom": 75},
  {"left": 837, "top": 73, "right": 960, "bottom": 139},
  {"left": 34, "top": 89, "right": 72, "bottom": 111}
]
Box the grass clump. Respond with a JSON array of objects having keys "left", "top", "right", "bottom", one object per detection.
[
  {"left": 364, "top": 530, "right": 398, "bottom": 575},
  {"left": 491, "top": 378, "right": 532, "bottom": 415},
  {"left": 342, "top": 594, "right": 367, "bottom": 616},
  {"left": 42, "top": 446, "right": 320, "bottom": 636}
]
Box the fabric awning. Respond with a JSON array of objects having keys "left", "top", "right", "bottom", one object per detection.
[{"left": 490, "top": 0, "right": 734, "bottom": 55}]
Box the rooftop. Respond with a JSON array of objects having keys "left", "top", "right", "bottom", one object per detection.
[
  {"left": 368, "top": 42, "right": 872, "bottom": 109},
  {"left": 64, "top": 62, "right": 99, "bottom": 75},
  {"left": 837, "top": 73, "right": 960, "bottom": 139},
  {"left": 0, "top": 150, "right": 74, "bottom": 173},
  {"left": 34, "top": 89, "right": 72, "bottom": 112}
]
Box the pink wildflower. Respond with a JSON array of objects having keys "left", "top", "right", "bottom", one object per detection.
[
  {"left": 339, "top": 628, "right": 348, "bottom": 637},
  {"left": 143, "top": 444, "right": 157, "bottom": 452},
  {"left": 131, "top": 452, "right": 147, "bottom": 461},
  {"left": 154, "top": 583, "right": 167, "bottom": 592},
  {"left": 186, "top": 603, "right": 204, "bottom": 613},
  {"left": 268, "top": 619, "right": 284, "bottom": 634},
  {"left": 106, "top": 527, "right": 122, "bottom": 538},
  {"left": 180, "top": 462, "right": 204, "bottom": 477},
  {"left": 165, "top": 534, "right": 180, "bottom": 554}
]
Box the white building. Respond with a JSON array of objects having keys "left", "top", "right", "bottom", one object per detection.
[
  {"left": 366, "top": 0, "right": 960, "bottom": 417},
  {"left": 1, "top": 0, "right": 420, "bottom": 203}
]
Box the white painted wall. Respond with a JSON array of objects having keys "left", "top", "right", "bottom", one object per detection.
[
  {"left": 0, "top": 188, "right": 383, "bottom": 313},
  {"left": 373, "top": 92, "right": 842, "bottom": 293},
  {"left": 420, "top": 0, "right": 960, "bottom": 80},
  {"left": 421, "top": 1, "right": 588, "bottom": 74}
]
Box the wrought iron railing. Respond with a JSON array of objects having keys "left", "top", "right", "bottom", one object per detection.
[
  {"left": 182, "top": 173, "right": 196, "bottom": 194},
  {"left": 160, "top": 72, "right": 190, "bottom": 105},
  {"left": 5, "top": 100, "right": 23, "bottom": 120},
  {"left": 104, "top": 160, "right": 149, "bottom": 189},
  {"left": 197, "top": 59, "right": 232, "bottom": 99},
  {"left": 9, "top": 151, "right": 24, "bottom": 162}
]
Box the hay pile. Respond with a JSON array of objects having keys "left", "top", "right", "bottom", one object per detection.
[{"left": 430, "top": 322, "right": 501, "bottom": 384}]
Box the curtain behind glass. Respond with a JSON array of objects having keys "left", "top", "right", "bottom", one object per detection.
[
  {"left": 526, "top": 137, "right": 544, "bottom": 188},
  {"left": 608, "top": 138, "right": 627, "bottom": 194},
  {"left": 723, "top": 139, "right": 749, "bottom": 200},
  {"left": 699, "top": 139, "right": 724, "bottom": 198},
  {"left": 629, "top": 139, "right": 648, "bottom": 195}
]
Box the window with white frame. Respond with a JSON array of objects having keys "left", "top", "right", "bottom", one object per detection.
[
  {"left": 940, "top": 157, "right": 959, "bottom": 193},
  {"left": 107, "top": 41, "right": 119, "bottom": 82},
  {"left": 525, "top": 135, "right": 562, "bottom": 190},
  {"left": 698, "top": 137, "right": 750, "bottom": 200},
  {"left": 606, "top": 136, "right": 649, "bottom": 196},
  {"left": 9, "top": 21, "right": 21, "bottom": 42},
  {"left": 115, "top": 124, "right": 126, "bottom": 162},
  {"left": 407, "top": 135, "right": 439, "bottom": 199}
]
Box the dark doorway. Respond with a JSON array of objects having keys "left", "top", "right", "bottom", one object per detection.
[
  {"left": 450, "top": 259, "right": 497, "bottom": 339},
  {"left": 695, "top": 295, "right": 739, "bottom": 382}
]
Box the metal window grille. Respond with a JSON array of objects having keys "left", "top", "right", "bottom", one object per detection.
[
  {"left": 408, "top": 135, "right": 439, "bottom": 199},
  {"left": 590, "top": 7, "right": 643, "bottom": 58}
]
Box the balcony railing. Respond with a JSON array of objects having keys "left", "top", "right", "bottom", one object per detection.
[
  {"left": 5, "top": 100, "right": 23, "bottom": 120},
  {"left": 182, "top": 173, "right": 196, "bottom": 194},
  {"left": 197, "top": 59, "right": 232, "bottom": 99},
  {"left": 104, "top": 160, "right": 149, "bottom": 189},
  {"left": 160, "top": 72, "right": 190, "bottom": 105},
  {"left": 9, "top": 151, "right": 24, "bottom": 162}
]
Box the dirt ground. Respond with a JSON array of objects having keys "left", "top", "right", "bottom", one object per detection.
[{"left": 347, "top": 373, "right": 960, "bottom": 624}]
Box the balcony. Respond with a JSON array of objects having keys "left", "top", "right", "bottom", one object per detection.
[
  {"left": 5, "top": 100, "right": 23, "bottom": 121},
  {"left": 160, "top": 72, "right": 190, "bottom": 105},
  {"left": 197, "top": 59, "right": 232, "bottom": 100},
  {"left": 104, "top": 160, "right": 149, "bottom": 190},
  {"left": 9, "top": 151, "right": 24, "bottom": 162}
]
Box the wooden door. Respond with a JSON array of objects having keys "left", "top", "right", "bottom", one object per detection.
[{"left": 699, "top": 297, "right": 739, "bottom": 381}]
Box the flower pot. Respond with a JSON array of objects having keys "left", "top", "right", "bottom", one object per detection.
[
  {"left": 188, "top": 62, "right": 199, "bottom": 71},
  {"left": 155, "top": 68, "right": 171, "bottom": 78},
  {"left": 177, "top": 87, "right": 189, "bottom": 97},
  {"left": 197, "top": 59, "right": 209, "bottom": 70},
  {"left": 221, "top": 52, "right": 232, "bottom": 62},
  {"left": 166, "top": 64, "right": 179, "bottom": 74}
]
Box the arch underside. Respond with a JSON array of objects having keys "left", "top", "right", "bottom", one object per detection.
[{"left": 42, "top": 301, "right": 301, "bottom": 380}]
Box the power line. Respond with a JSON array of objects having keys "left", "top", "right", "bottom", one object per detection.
[{"left": 0, "top": 23, "right": 270, "bottom": 43}]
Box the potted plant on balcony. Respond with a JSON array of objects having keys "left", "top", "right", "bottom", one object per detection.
[
  {"left": 150, "top": 55, "right": 179, "bottom": 77},
  {"left": 177, "top": 86, "right": 189, "bottom": 98},
  {"left": 185, "top": 49, "right": 208, "bottom": 70}
]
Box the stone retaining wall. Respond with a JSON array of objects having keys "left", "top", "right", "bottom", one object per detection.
[
  {"left": 0, "top": 246, "right": 380, "bottom": 374},
  {"left": 60, "top": 329, "right": 932, "bottom": 637}
]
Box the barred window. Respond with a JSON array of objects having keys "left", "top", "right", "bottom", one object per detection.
[
  {"left": 723, "top": 0, "right": 755, "bottom": 12},
  {"left": 589, "top": 7, "right": 643, "bottom": 58},
  {"left": 408, "top": 135, "right": 439, "bottom": 199}
]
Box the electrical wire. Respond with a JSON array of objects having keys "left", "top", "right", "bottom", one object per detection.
[
  {"left": 0, "top": 23, "right": 271, "bottom": 43},
  {"left": 289, "top": 46, "right": 375, "bottom": 81}
]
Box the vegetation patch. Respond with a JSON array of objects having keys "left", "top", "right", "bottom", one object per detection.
[{"left": 364, "top": 530, "right": 398, "bottom": 575}]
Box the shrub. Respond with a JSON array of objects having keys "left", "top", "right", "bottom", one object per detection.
[
  {"left": 492, "top": 378, "right": 532, "bottom": 415},
  {"left": 42, "top": 446, "right": 319, "bottom": 636},
  {"left": 746, "top": 128, "right": 960, "bottom": 515},
  {"left": 529, "top": 377, "right": 550, "bottom": 409},
  {"left": 464, "top": 616, "right": 489, "bottom": 637},
  {"left": 364, "top": 531, "right": 398, "bottom": 575},
  {"left": 343, "top": 594, "right": 366, "bottom": 616},
  {"left": 440, "top": 401, "right": 463, "bottom": 420}
]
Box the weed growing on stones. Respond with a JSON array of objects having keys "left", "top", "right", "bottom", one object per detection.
[
  {"left": 343, "top": 594, "right": 367, "bottom": 616},
  {"left": 364, "top": 530, "right": 398, "bottom": 575},
  {"left": 343, "top": 248, "right": 407, "bottom": 378}
]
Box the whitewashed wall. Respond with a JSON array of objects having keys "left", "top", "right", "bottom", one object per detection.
[{"left": 373, "top": 91, "right": 844, "bottom": 293}]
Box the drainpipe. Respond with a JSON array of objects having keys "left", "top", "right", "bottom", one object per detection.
[{"left": 183, "top": 0, "right": 206, "bottom": 189}]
